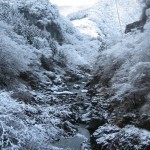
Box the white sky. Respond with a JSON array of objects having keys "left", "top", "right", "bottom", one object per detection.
[{"left": 50, "top": 0, "right": 97, "bottom": 6}]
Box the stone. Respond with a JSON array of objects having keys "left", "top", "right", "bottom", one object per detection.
[
  {"left": 87, "top": 117, "right": 106, "bottom": 132},
  {"left": 44, "top": 71, "right": 56, "bottom": 80},
  {"left": 73, "top": 84, "right": 80, "bottom": 89},
  {"left": 40, "top": 55, "right": 55, "bottom": 71},
  {"left": 11, "top": 91, "right": 36, "bottom": 104},
  {"left": 92, "top": 125, "right": 150, "bottom": 150},
  {"left": 19, "top": 71, "right": 40, "bottom": 89}
]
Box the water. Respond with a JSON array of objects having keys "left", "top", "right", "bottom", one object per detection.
[
  {"left": 52, "top": 126, "right": 90, "bottom": 150},
  {"left": 52, "top": 76, "right": 92, "bottom": 150}
]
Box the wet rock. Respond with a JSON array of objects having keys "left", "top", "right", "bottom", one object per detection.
[
  {"left": 87, "top": 117, "right": 106, "bottom": 132},
  {"left": 62, "top": 121, "right": 77, "bottom": 135},
  {"left": 62, "top": 76, "right": 72, "bottom": 82},
  {"left": 80, "top": 111, "right": 92, "bottom": 122},
  {"left": 25, "top": 109, "right": 42, "bottom": 118},
  {"left": 83, "top": 103, "right": 91, "bottom": 110}
]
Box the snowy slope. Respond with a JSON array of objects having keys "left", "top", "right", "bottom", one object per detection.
[
  {"left": 51, "top": 0, "right": 142, "bottom": 67},
  {"left": 68, "top": 0, "right": 142, "bottom": 44},
  {"left": 93, "top": 1, "right": 150, "bottom": 100}
]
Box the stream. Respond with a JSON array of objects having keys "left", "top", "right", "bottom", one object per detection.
[
  {"left": 52, "top": 75, "right": 93, "bottom": 150},
  {"left": 53, "top": 125, "right": 90, "bottom": 150}
]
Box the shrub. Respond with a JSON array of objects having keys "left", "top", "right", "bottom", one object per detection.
[{"left": 0, "top": 40, "right": 19, "bottom": 87}]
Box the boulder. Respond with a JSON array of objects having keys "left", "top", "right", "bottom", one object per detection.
[
  {"left": 92, "top": 124, "right": 150, "bottom": 150},
  {"left": 87, "top": 117, "right": 106, "bottom": 132}
]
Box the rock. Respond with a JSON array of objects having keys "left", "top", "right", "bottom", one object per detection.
[
  {"left": 92, "top": 125, "right": 150, "bottom": 150},
  {"left": 11, "top": 91, "right": 36, "bottom": 104},
  {"left": 87, "top": 117, "right": 106, "bottom": 132},
  {"left": 138, "top": 114, "right": 150, "bottom": 130},
  {"left": 62, "top": 76, "right": 72, "bottom": 82},
  {"left": 86, "top": 89, "right": 97, "bottom": 97},
  {"left": 91, "top": 98, "right": 99, "bottom": 106},
  {"left": 44, "top": 71, "right": 56, "bottom": 81},
  {"left": 77, "top": 65, "right": 91, "bottom": 74},
  {"left": 64, "top": 70, "right": 80, "bottom": 82},
  {"left": 52, "top": 75, "right": 63, "bottom": 85},
  {"left": 112, "top": 88, "right": 149, "bottom": 121},
  {"left": 62, "top": 121, "right": 77, "bottom": 134},
  {"left": 125, "top": 20, "right": 145, "bottom": 33},
  {"left": 19, "top": 71, "right": 40, "bottom": 89},
  {"left": 115, "top": 114, "right": 136, "bottom": 128},
  {"left": 91, "top": 124, "right": 120, "bottom": 150},
  {"left": 45, "top": 22, "right": 64, "bottom": 44},
  {"left": 40, "top": 55, "right": 55, "bottom": 71},
  {"left": 138, "top": 104, "right": 150, "bottom": 130},
  {"left": 73, "top": 84, "right": 80, "bottom": 89}
]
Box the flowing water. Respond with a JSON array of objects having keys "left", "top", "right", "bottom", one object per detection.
[
  {"left": 53, "top": 125, "right": 90, "bottom": 150},
  {"left": 52, "top": 75, "right": 93, "bottom": 150}
]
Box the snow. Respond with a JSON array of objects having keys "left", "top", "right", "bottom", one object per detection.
[
  {"left": 53, "top": 91, "right": 74, "bottom": 95},
  {"left": 81, "top": 90, "right": 88, "bottom": 93}
]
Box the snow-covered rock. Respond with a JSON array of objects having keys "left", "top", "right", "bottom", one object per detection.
[{"left": 92, "top": 124, "right": 150, "bottom": 150}]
